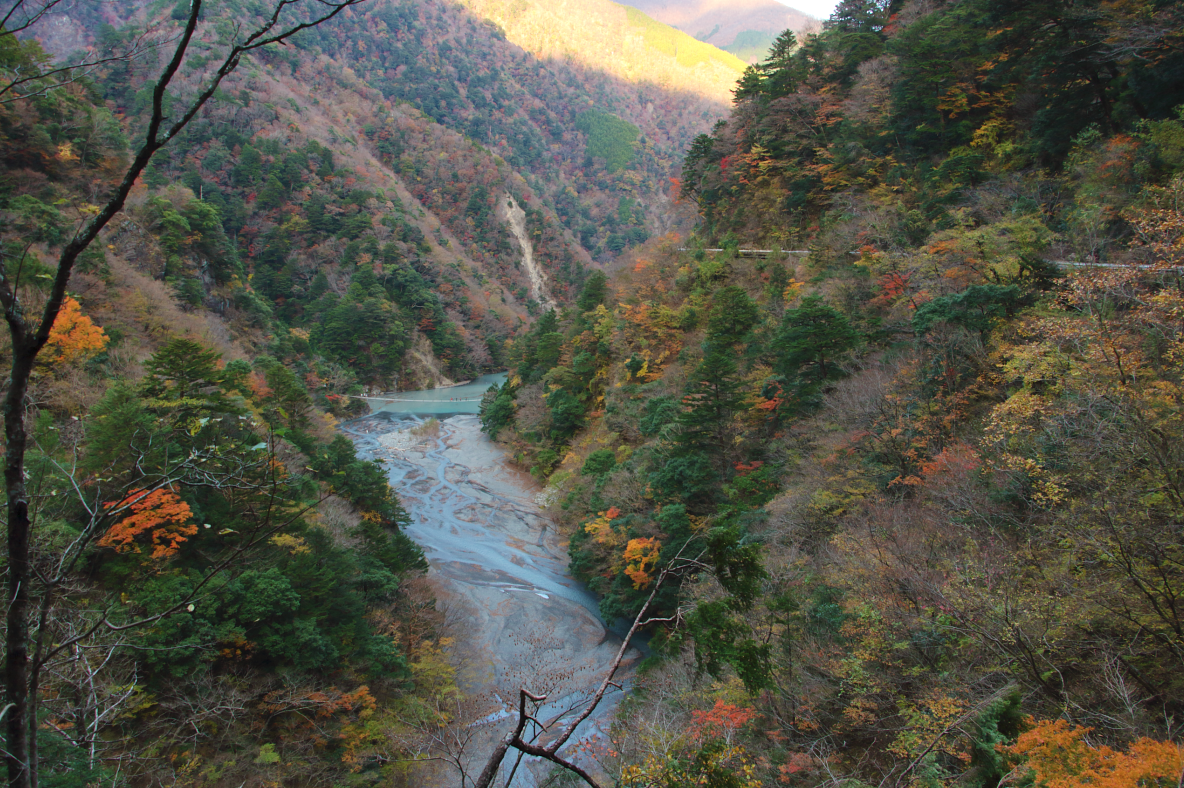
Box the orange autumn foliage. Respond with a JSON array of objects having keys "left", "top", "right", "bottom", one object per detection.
[
  {"left": 618, "top": 302, "right": 683, "bottom": 380},
  {"left": 690, "top": 700, "right": 758, "bottom": 743},
  {"left": 1005, "top": 719, "right": 1184, "bottom": 788},
  {"left": 920, "top": 443, "right": 981, "bottom": 480},
  {"left": 248, "top": 371, "right": 273, "bottom": 400},
  {"left": 258, "top": 684, "right": 376, "bottom": 720},
  {"left": 623, "top": 536, "right": 661, "bottom": 589},
  {"left": 98, "top": 488, "right": 198, "bottom": 559},
  {"left": 40, "top": 296, "right": 108, "bottom": 368}
]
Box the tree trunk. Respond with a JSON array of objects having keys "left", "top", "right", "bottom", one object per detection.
[{"left": 5, "top": 350, "right": 34, "bottom": 788}]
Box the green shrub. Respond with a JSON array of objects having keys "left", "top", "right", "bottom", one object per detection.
[{"left": 581, "top": 449, "right": 617, "bottom": 477}]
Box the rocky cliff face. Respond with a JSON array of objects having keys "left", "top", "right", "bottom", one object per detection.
[{"left": 500, "top": 193, "right": 557, "bottom": 313}]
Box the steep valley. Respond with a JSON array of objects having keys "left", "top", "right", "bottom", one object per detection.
[
  {"left": 31, "top": 0, "right": 734, "bottom": 389},
  {"left": 5, "top": 0, "right": 1184, "bottom": 786},
  {"left": 349, "top": 404, "right": 635, "bottom": 786}
]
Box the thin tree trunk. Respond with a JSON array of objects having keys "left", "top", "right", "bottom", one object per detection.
[{"left": 5, "top": 351, "right": 34, "bottom": 788}]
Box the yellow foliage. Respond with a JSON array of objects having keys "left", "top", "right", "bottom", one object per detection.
[
  {"left": 409, "top": 638, "right": 459, "bottom": 703},
  {"left": 618, "top": 302, "right": 683, "bottom": 380},
  {"left": 889, "top": 692, "right": 969, "bottom": 762},
  {"left": 984, "top": 390, "right": 1052, "bottom": 441},
  {"left": 620, "top": 744, "right": 762, "bottom": 788},
  {"left": 982, "top": 391, "right": 1067, "bottom": 508},
  {"left": 584, "top": 507, "right": 624, "bottom": 547},
  {"left": 783, "top": 278, "right": 803, "bottom": 303},
  {"left": 997, "top": 341, "right": 1071, "bottom": 394},
  {"left": 269, "top": 534, "right": 312, "bottom": 555}
]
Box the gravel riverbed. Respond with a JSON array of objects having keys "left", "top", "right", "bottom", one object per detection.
[{"left": 346, "top": 412, "right": 638, "bottom": 786}]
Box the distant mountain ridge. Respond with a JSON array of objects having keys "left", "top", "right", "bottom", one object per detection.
[
  {"left": 616, "top": 0, "right": 820, "bottom": 62},
  {"left": 458, "top": 0, "right": 748, "bottom": 101}
]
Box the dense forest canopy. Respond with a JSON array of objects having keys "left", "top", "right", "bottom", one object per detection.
[{"left": 14, "top": 0, "right": 738, "bottom": 395}]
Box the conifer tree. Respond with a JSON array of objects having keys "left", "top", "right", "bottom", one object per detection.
[
  {"left": 576, "top": 270, "right": 608, "bottom": 313},
  {"left": 774, "top": 294, "right": 859, "bottom": 384},
  {"left": 657, "top": 286, "right": 759, "bottom": 504},
  {"left": 256, "top": 173, "right": 288, "bottom": 211},
  {"left": 141, "top": 338, "right": 236, "bottom": 417}
]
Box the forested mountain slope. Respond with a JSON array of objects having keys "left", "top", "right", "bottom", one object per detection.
[
  {"left": 29, "top": 0, "right": 745, "bottom": 387},
  {"left": 479, "top": 0, "right": 1184, "bottom": 784},
  {"left": 66, "top": 0, "right": 733, "bottom": 257},
  {"left": 0, "top": 28, "right": 441, "bottom": 787},
  {"left": 8, "top": 0, "right": 1184, "bottom": 782}
]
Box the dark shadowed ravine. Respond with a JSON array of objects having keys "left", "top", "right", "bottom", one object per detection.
[{"left": 345, "top": 374, "right": 638, "bottom": 786}]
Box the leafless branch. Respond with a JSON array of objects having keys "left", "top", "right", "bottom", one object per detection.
[
  {"left": 474, "top": 546, "right": 707, "bottom": 788},
  {"left": 0, "top": 27, "right": 166, "bottom": 105},
  {"left": 0, "top": 0, "right": 64, "bottom": 38}
]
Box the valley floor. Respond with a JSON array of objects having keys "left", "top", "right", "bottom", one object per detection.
[{"left": 346, "top": 413, "right": 638, "bottom": 785}]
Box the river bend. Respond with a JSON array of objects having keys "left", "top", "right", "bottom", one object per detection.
[{"left": 346, "top": 397, "right": 636, "bottom": 785}]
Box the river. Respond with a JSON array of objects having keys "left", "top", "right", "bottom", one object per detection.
[{"left": 345, "top": 373, "right": 637, "bottom": 786}]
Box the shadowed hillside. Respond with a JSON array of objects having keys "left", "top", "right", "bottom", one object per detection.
[{"left": 26, "top": 0, "right": 737, "bottom": 385}]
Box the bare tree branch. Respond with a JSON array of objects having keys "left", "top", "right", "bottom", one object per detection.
[
  {"left": 473, "top": 547, "right": 707, "bottom": 788},
  {"left": 0, "top": 0, "right": 64, "bottom": 39},
  {"left": 0, "top": 26, "right": 166, "bottom": 104}
]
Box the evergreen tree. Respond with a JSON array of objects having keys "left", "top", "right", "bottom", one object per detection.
[
  {"left": 182, "top": 199, "right": 240, "bottom": 281},
  {"left": 140, "top": 338, "right": 239, "bottom": 419},
  {"left": 707, "top": 285, "right": 759, "bottom": 346},
  {"left": 912, "top": 284, "right": 1022, "bottom": 340},
  {"left": 576, "top": 270, "right": 608, "bottom": 313},
  {"left": 535, "top": 332, "right": 564, "bottom": 372},
  {"left": 256, "top": 174, "right": 288, "bottom": 211},
  {"left": 480, "top": 383, "right": 516, "bottom": 439},
  {"left": 732, "top": 65, "right": 765, "bottom": 103},
  {"left": 233, "top": 144, "right": 263, "bottom": 185},
  {"left": 306, "top": 194, "right": 340, "bottom": 236},
  {"left": 675, "top": 347, "right": 746, "bottom": 460},
  {"left": 262, "top": 362, "right": 312, "bottom": 429},
  {"left": 547, "top": 388, "right": 585, "bottom": 440},
  {"left": 734, "top": 30, "right": 802, "bottom": 102},
  {"left": 773, "top": 294, "right": 859, "bottom": 383}
]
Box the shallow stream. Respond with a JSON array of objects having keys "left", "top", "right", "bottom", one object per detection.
[{"left": 345, "top": 374, "right": 635, "bottom": 785}]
